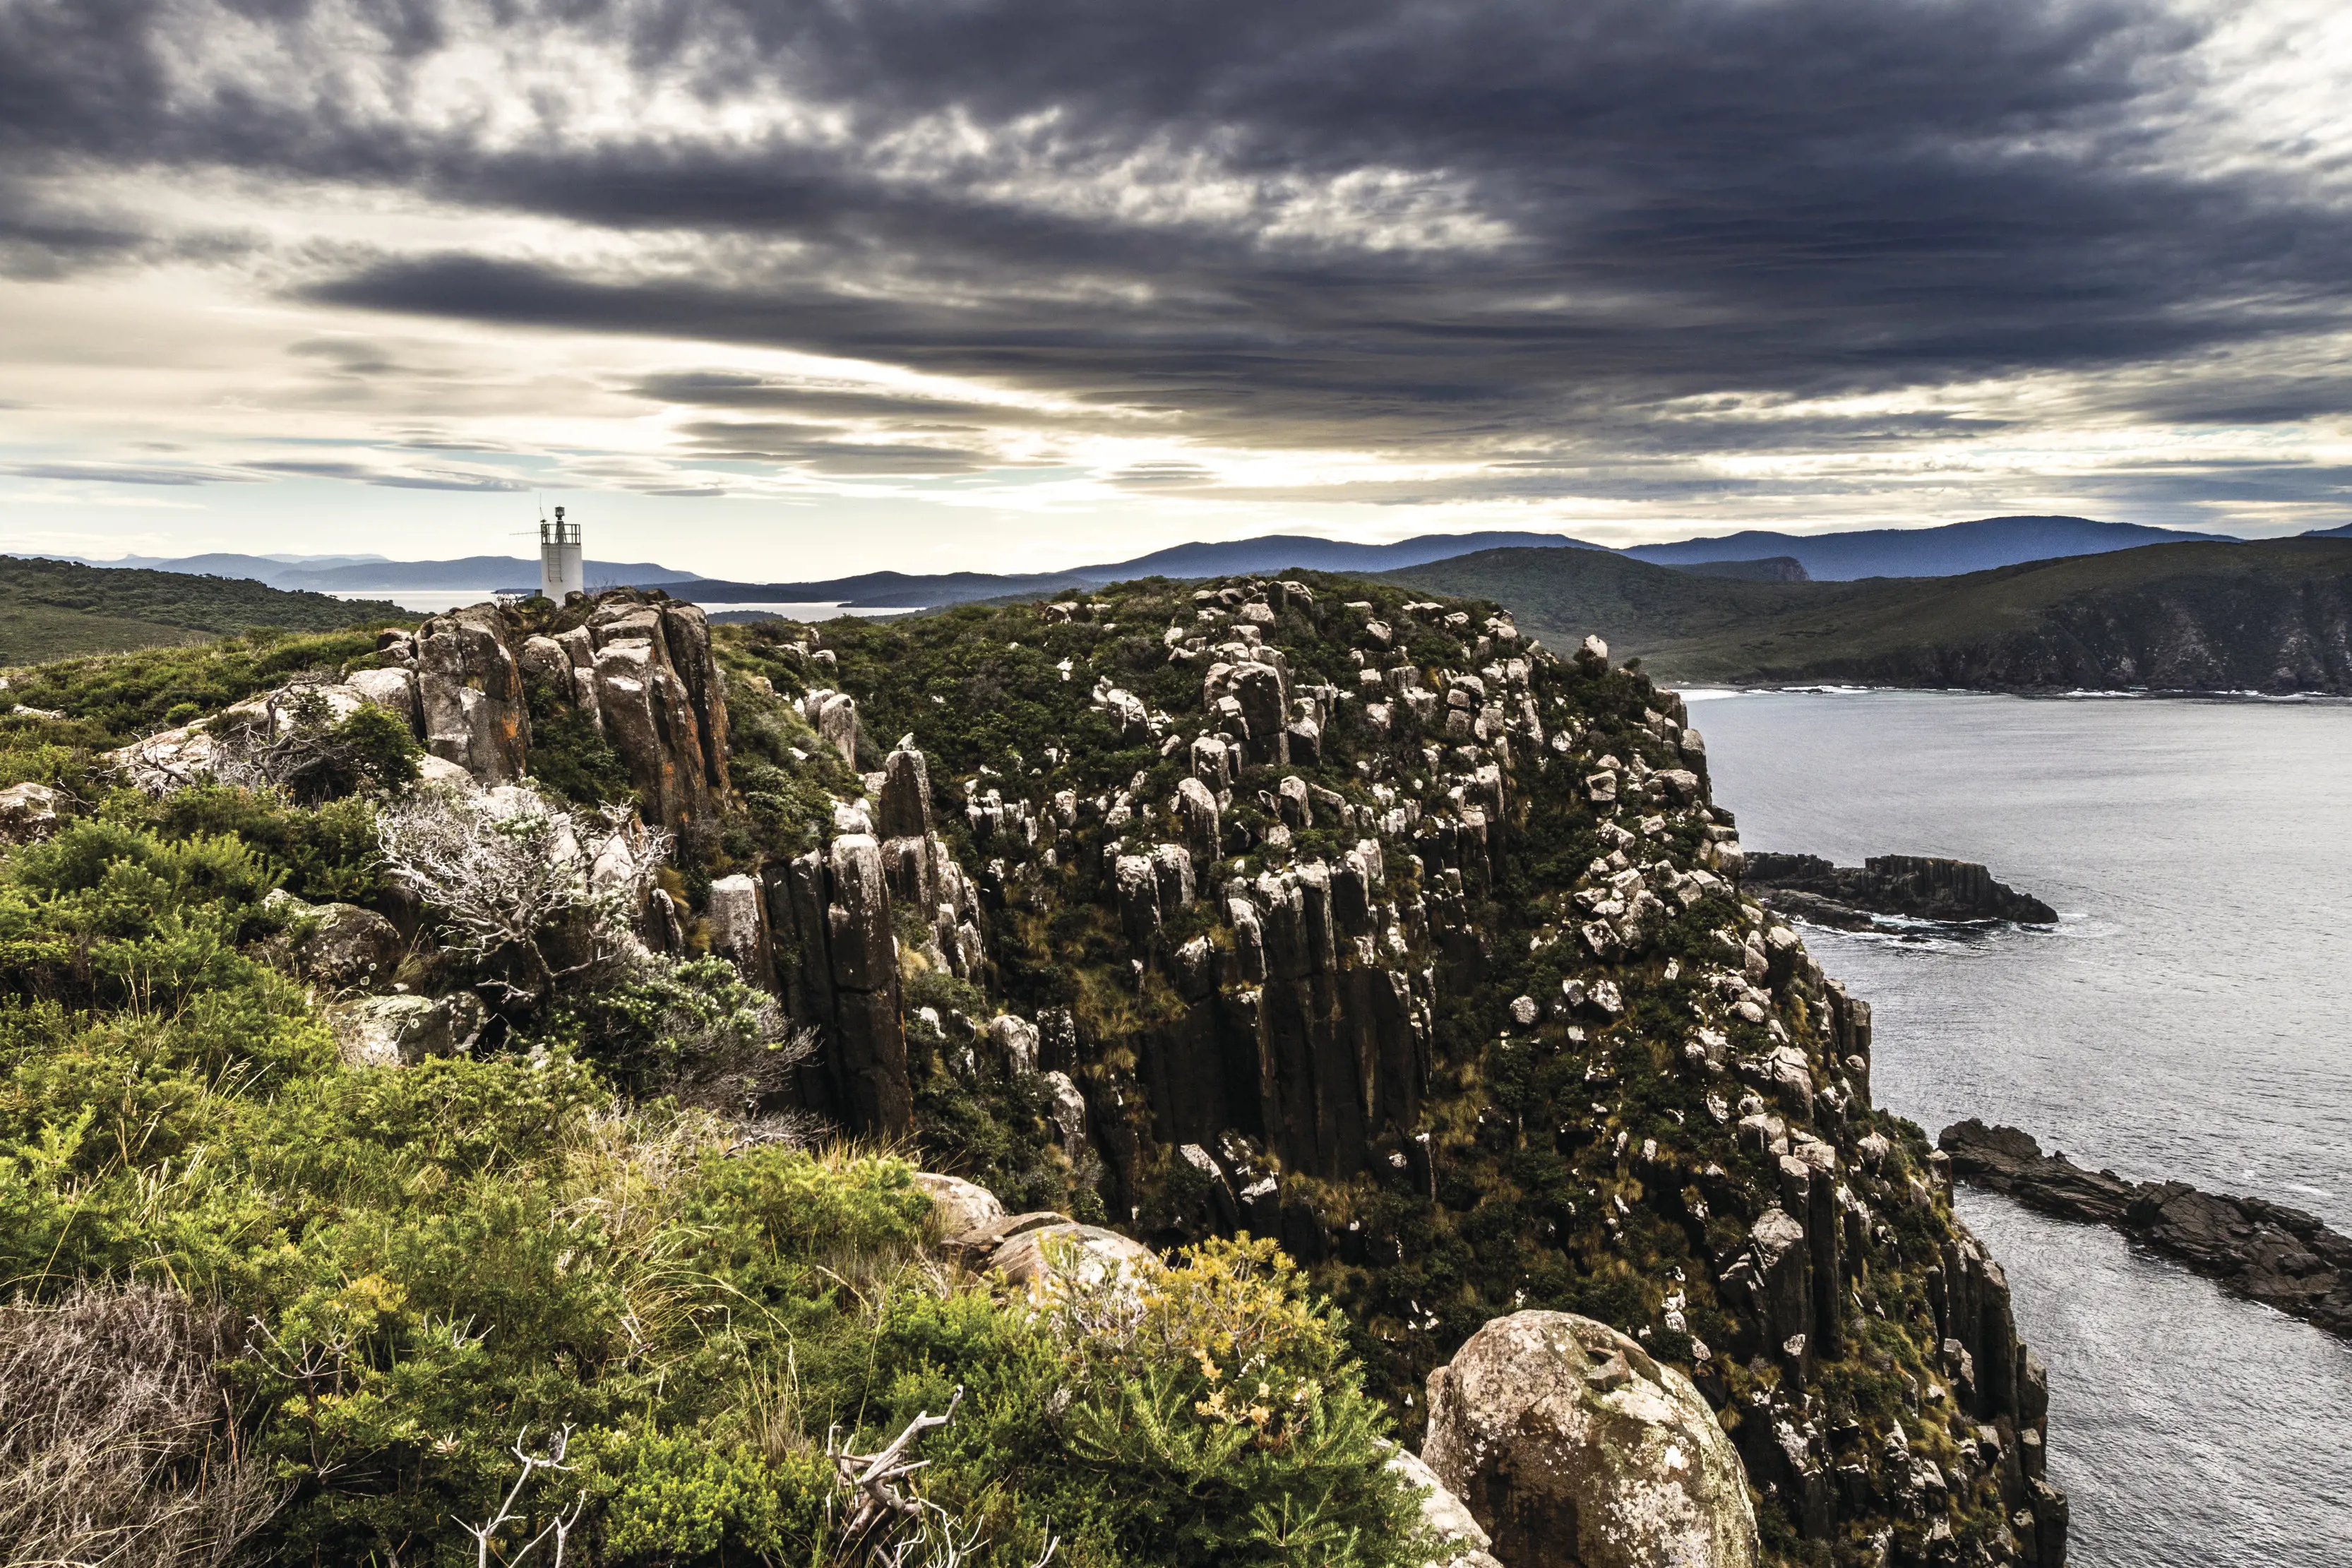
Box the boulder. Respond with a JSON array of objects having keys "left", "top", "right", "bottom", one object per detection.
[
  {"left": 913, "top": 1173, "right": 1006, "bottom": 1244},
  {"left": 0, "top": 781, "right": 64, "bottom": 845},
  {"left": 989, "top": 1221, "right": 1156, "bottom": 1294},
  {"left": 344, "top": 666, "right": 421, "bottom": 729},
  {"left": 334, "top": 993, "right": 486, "bottom": 1068},
  {"left": 1421, "top": 1310, "right": 1757, "bottom": 1568},
  {"left": 296, "top": 902, "right": 405, "bottom": 988},
  {"left": 988, "top": 1014, "right": 1040, "bottom": 1074}
]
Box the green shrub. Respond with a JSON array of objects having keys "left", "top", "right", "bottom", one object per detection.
[{"left": 1055, "top": 1237, "right": 1434, "bottom": 1568}]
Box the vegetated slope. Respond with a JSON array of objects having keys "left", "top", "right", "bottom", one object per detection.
[
  {"left": 1381, "top": 546, "right": 1836, "bottom": 662},
  {"left": 1621, "top": 514, "right": 2231, "bottom": 580},
  {"left": 1397, "top": 539, "right": 2352, "bottom": 693},
  {"left": 665, "top": 532, "right": 1607, "bottom": 611},
  {"left": 0, "top": 556, "right": 408, "bottom": 666},
  {"left": 1661, "top": 556, "right": 1810, "bottom": 582}
]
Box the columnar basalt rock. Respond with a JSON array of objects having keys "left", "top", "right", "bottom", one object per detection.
[
  {"left": 764, "top": 832, "right": 914, "bottom": 1138},
  {"left": 696, "top": 574, "right": 2065, "bottom": 1560},
  {"left": 352, "top": 591, "right": 732, "bottom": 834}
]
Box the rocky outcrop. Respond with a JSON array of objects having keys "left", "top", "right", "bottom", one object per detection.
[
  {"left": 1942, "top": 1120, "right": 2352, "bottom": 1338},
  {"left": 407, "top": 607, "right": 531, "bottom": 784},
  {"left": 767, "top": 832, "right": 914, "bottom": 1137},
  {"left": 1421, "top": 1311, "right": 1757, "bottom": 1568},
  {"left": 1745, "top": 853, "right": 2057, "bottom": 927},
  {"left": 105, "top": 591, "right": 733, "bottom": 837},
  {"left": 693, "top": 578, "right": 2067, "bottom": 1557},
  {"left": 359, "top": 591, "right": 732, "bottom": 830}
]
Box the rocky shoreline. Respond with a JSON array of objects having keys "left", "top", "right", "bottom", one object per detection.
[
  {"left": 1746, "top": 853, "right": 2056, "bottom": 929},
  {"left": 1940, "top": 1120, "right": 2352, "bottom": 1339}
]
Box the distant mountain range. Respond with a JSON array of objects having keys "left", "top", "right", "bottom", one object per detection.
[
  {"left": 1617, "top": 515, "right": 2233, "bottom": 579},
  {"left": 39, "top": 515, "right": 2316, "bottom": 614},
  {"left": 1391, "top": 537, "right": 2352, "bottom": 693},
  {"left": 49, "top": 552, "right": 700, "bottom": 592}
]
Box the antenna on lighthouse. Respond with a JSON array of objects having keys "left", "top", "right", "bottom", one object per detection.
[{"left": 539, "top": 503, "right": 584, "bottom": 602}]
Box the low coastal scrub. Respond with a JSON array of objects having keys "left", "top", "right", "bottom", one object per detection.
[{"left": 0, "top": 758, "right": 1421, "bottom": 1565}]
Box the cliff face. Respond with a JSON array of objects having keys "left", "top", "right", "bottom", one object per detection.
[
  {"left": 1838, "top": 566, "right": 2352, "bottom": 693},
  {"left": 701, "top": 580, "right": 2065, "bottom": 1567}
]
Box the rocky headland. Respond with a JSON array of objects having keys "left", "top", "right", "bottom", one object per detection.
[
  {"left": 1745, "top": 854, "right": 2057, "bottom": 929},
  {"left": 1941, "top": 1120, "right": 2352, "bottom": 1339},
  {"left": 0, "top": 581, "right": 2075, "bottom": 1567}
]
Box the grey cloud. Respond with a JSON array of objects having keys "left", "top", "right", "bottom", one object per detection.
[
  {"left": 674, "top": 421, "right": 996, "bottom": 474},
  {"left": 1, "top": 460, "right": 248, "bottom": 485},
  {"left": 244, "top": 459, "right": 530, "bottom": 491}
]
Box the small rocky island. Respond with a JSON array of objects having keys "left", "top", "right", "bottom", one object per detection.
[
  {"left": 1941, "top": 1120, "right": 2352, "bottom": 1339},
  {"left": 1745, "top": 852, "right": 2057, "bottom": 928}
]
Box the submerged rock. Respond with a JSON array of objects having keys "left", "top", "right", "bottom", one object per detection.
[
  {"left": 1942, "top": 1119, "right": 2352, "bottom": 1339},
  {"left": 1421, "top": 1310, "right": 1757, "bottom": 1568},
  {"left": 1745, "top": 852, "right": 2056, "bottom": 927}
]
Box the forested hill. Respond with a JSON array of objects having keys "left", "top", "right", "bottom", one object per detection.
[
  {"left": 1393, "top": 537, "right": 2352, "bottom": 693},
  {"left": 0, "top": 555, "right": 410, "bottom": 665}
]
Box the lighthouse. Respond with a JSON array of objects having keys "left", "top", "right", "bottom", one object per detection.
[{"left": 539, "top": 505, "right": 583, "bottom": 602}]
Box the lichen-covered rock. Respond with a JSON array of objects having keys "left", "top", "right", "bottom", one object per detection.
[
  {"left": 914, "top": 1173, "right": 1006, "bottom": 1243},
  {"left": 989, "top": 1221, "right": 1155, "bottom": 1293},
  {"left": 414, "top": 608, "right": 530, "bottom": 783},
  {"left": 1421, "top": 1311, "right": 1757, "bottom": 1568},
  {"left": 297, "top": 902, "right": 405, "bottom": 988},
  {"left": 1386, "top": 1446, "right": 1505, "bottom": 1568},
  {"left": 0, "top": 781, "right": 63, "bottom": 844},
  {"left": 345, "top": 666, "right": 421, "bottom": 729},
  {"left": 334, "top": 993, "right": 486, "bottom": 1068},
  {"left": 706, "top": 873, "right": 773, "bottom": 991}
]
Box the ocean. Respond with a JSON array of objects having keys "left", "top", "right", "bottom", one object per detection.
[{"left": 1688, "top": 689, "right": 2352, "bottom": 1568}]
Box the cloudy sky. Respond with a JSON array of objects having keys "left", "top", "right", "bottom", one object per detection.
[{"left": 3, "top": 0, "right": 2348, "bottom": 579}]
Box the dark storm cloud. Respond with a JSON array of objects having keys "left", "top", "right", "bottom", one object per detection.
[{"left": 6, "top": 0, "right": 2351, "bottom": 495}]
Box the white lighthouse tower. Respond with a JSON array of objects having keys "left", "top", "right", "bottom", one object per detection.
[{"left": 539, "top": 505, "right": 583, "bottom": 602}]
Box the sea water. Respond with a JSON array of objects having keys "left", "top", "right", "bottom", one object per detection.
[{"left": 1690, "top": 690, "right": 2352, "bottom": 1567}]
